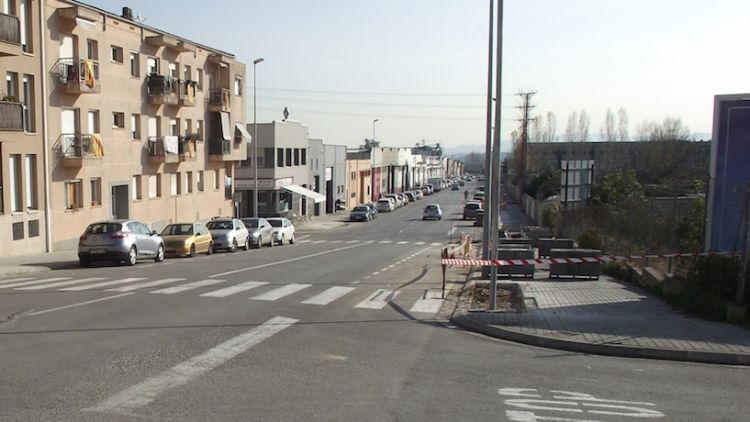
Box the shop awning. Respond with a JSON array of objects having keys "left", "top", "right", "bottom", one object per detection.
[
  {"left": 235, "top": 123, "right": 252, "bottom": 143},
  {"left": 220, "top": 112, "right": 231, "bottom": 141},
  {"left": 281, "top": 184, "right": 326, "bottom": 203}
]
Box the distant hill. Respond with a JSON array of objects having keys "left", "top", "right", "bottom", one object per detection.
[{"left": 445, "top": 144, "right": 487, "bottom": 156}]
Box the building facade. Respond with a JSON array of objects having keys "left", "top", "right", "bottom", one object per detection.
[
  {"left": 345, "top": 149, "right": 372, "bottom": 209},
  {"left": 323, "top": 143, "right": 346, "bottom": 213},
  {"left": 0, "top": 0, "right": 47, "bottom": 255},
  {"left": 44, "top": 1, "right": 248, "bottom": 250}
]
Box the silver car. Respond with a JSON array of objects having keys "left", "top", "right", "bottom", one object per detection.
[
  {"left": 78, "top": 220, "right": 165, "bottom": 266},
  {"left": 207, "top": 218, "right": 250, "bottom": 252},
  {"left": 266, "top": 217, "right": 296, "bottom": 245},
  {"left": 241, "top": 217, "right": 275, "bottom": 248}
]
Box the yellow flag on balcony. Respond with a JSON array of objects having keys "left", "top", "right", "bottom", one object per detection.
[
  {"left": 91, "top": 133, "right": 104, "bottom": 157},
  {"left": 83, "top": 60, "right": 95, "bottom": 89}
]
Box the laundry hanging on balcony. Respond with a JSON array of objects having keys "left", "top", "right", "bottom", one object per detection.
[
  {"left": 83, "top": 60, "right": 96, "bottom": 88},
  {"left": 91, "top": 133, "right": 104, "bottom": 157},
  {"left": 163, "top": 135, "right": 179, "bottom": 154}
]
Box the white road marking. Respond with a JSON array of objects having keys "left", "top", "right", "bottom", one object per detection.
[
  {"left": 28, "top": 293, "right": 134, "bottom": 316},
  {"left": 59, "top": 278, "right": 146, "bottom": 291},
  {"left": 296, "top": 234, "right": 311, "bottom": 240},
  {"left": 345, "top": 240, "right": 359, "bottom": 244},
  {"left": 398, "top": 220, "right": 417, "bottom": 234},
  {"left": 210, "top": 243, "right": 368, "bottom": 278},
  {"left": 363, "top": 275, "right": 371, "bottom": 280},
  {"left": 0, "top": 277, "right": 71, "bottom": 289},
  {"left": 409, "top": 289, "right": 445, "bottom": 314},
  {"left": 151, "top": 279, "right": 225, "bottom": 295},
  {"left": 301, "top": 286, "right": 356, "bottom": 305},
  {"left": 351, "top": 280, "right": 360, "bottom": 285},
  {"left": 388, "top": 264, "right": 395, "bottom": 268},
  {"left": 396, "top": 241, "right": 409, "bottom": 245},
  {"left": 251, "top": 283, "right": 312, "bottom": 301},
  {"left": 312, "top": 240, "right": 327, "bottom": 244},
  {"left": 83, "top": 316, "right": 297, "bottom": 414},
  {"left": 431, "top": 242, "right": 442, "bottom": 246},
  {"left": 297, "top": 239, "right": 312, "bottom": 244},
  {"left": 0, "top": 277, "right": 34, "bottom": 286},
  {"left": 414, "top": 242, "right": 426, "bottom": 245},
  {"left": 373, "top": 271, "right": 380, "bottom": 275},
  {"left": 381, "top": 267, "right": 390, "bottom": 272},
  {"left": 329, "top": 240, "right": 342, "bottom": 244},
  {"left": 17, "top": 277, "right": 107, "bottom": 291},
  {"left": 200, "top": 281, "right": 268, "bottom": 298},
  {"left": 107, "top": 278, "right": 186, "bottom": 292},
  {"left": 354, "top": 289, "right": 398, "bottom": 309},
  {"left": 378, "top": 240, "right": 392, "bottom": 244}
]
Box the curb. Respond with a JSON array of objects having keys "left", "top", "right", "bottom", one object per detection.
[
  {"left": 449, "top": 282, "right": 750, "bottom": 366},
  {"left": 0, "top": 265, "right": 52, "bottom": 278}
]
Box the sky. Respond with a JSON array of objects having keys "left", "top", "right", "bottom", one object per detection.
[{"left": 86, "top": 0, "right": 750, "bottom": 151}]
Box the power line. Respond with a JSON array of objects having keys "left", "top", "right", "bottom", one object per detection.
[
  {"left": 256, "top": 106, "right": 485, "bottom": 121},
  {"left": 255, "top": 87, "right": 485, "bottom": 97},
  {"left": 256, "top": 96, "right": 485, "bottom": 109}
]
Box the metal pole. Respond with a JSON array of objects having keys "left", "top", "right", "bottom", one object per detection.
[
  {"left": 482, "top": 0, "right": 494, "bottom": 262},
  {"left": 373, "top": 119, "right": 379, "bottom": 144},
  {"left": 252, "top": 58, "right": 264, "bottom": 217},
  {"left": 489, "top": 0, "right": 503, "bottom": 310}
]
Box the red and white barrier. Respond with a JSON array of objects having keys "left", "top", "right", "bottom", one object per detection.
[{"left": 441, "top": 251, "right": 736, "bottom": 267}]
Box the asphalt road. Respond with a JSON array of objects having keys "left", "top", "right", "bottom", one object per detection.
[{"left": 0, "top": 186, "right": 748, "bottom": 421}]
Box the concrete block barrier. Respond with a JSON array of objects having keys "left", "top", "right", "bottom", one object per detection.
[{"left": 549, "top": 248, "right": 602, "bottom": 279}]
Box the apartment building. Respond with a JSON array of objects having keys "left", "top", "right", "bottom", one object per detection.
[
  {"left": 42, "top": 1, "right": 247, "bottom": 249},
  {"left": 1, "top": 0, "right": 46, "bottom": 255},
  {"left": 344, "top": 149, "right": 372, "bottom": 209}
]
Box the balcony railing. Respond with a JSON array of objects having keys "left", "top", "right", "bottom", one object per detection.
[
  {"left": 208, "top": 138, "right": 231, "bottom": 161},
  {"left": 0, "top": 12, "right": 21, "bottom": 46},
  {"left": 0, "top": 101, "right": 24, "bottom": 131},
  {"left": 58, "top": 58, "right": 100, "bottom": 94},
  {"left": 207, "top": 88, "right": 231, "bottom": 112},
  {"left": 147, "top": 136, "right": 180, "bottom": 164},
  {"left": 59, "top": 134, "right": 103, "bottom": 167},
  {"left": 179, "top": 80, "right": 197, "bottom": 107},
  {"left": 146, "top": 74, "right": 179, "bottom": 106}
]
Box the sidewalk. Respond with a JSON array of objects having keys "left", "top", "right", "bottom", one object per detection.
[
  {"left": 447, "top": 202, "right": 750, "bottom": 365},
  {"left": 294, "top": 210, "right": 350, "bottom": 231}
]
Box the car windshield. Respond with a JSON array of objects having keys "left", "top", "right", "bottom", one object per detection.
[
  {"left": 353, "top": 206, "right": 369, "bottom": 212},
  {"left": 426, "top": 205, "right": 438, "bottom": 211},
  {"left": 268, "top": 220, "right": 283, "bottom": 228},
  {"left": 161, "top": 224, "right": 193, "bottom": 236},
  {"left": 85, "top": 222, "right": 122, "bottom": 234},
  {"left": 206, "top": 221, "right": 233, "bottom": 230},
  {"left": 242, "top": 219, "right": 259, "bottom": 228}
]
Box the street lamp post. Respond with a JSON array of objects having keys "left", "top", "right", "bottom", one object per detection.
[
  {"left": 372, "top": 119, "right": 379, "bottom": 144},
  {"left": 253, "top": 57, "right": 264, "bottom": 218}
]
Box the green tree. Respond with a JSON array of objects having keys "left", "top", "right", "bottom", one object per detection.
[{"left": 591, "top": 170, "right": 646, "bottom": 209}]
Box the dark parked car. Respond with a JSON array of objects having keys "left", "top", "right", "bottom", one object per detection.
[{"left": 350, "top": 205, "right": 373, "bottom": 222}]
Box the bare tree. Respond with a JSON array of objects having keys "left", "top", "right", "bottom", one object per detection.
[
  {"left": 531, "top": 114, "right": 544, "bottom": 142},
  {"left": 545, "top": 111, "right": 557, "bottom": 142},
  {"left": 617, "top": 107, "right": 629, "bottom": 142},
  {"left": 565, "top": 111, "right": 578, "bottom": 142},
  {"left": 578, "top": 109, "right": 591, "bottom": 142},
  {"left": 601, "top": 108, "right": 616, "bottom": 142}
]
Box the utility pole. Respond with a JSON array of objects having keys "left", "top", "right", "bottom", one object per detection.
[
  {"left": 481, "top": 0, "right": 494, "bottom": 263},
  {"left": 489, "top": 0, "right": 503, "bottom": 310},
  {"left": 515, "top": 91, "right": 536, "bottom": 195}
]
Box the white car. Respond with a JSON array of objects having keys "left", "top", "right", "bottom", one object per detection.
[
  {"left": 376, "top": 199, "right": 395, "bottom": 212},
  {"left": 266, "top": 217, "right": 295, "bottom": 245}
]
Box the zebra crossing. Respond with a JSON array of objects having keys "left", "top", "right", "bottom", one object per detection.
[{"left": 0, "top": 275, "right": 446, "bottom": 315}]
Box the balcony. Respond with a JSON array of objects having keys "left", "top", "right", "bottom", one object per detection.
[
  {"left": 0, "top": 101, "right": 24, "bottom": 131},
  {"left": 179, "top": 80, "right": 197, "bottom": 107},
  {"left": 58, "top": 58, "right": 100, "bottom": 94},
  {"left": 146, "top": 75, "right": 179, "bottom": 106},
  {"left": 207, "top": 88, "right": 231, "bottom": 112},
  {"left": 148, "top": 136, "right": 197, "bottom": 164},
  {"left": 0, "top": 12, "right": 22, "bottom": 57},
  {"left": 208, "top": 138, "right": 231, "bottom": 161},
  {"left": 180, "top": 138, "right": 197, "bottom": 161},
  {"left": 60, "top": 134, "right": 104, "bottom": 167},
  {"left": 145, "top": 34, "right": 195, "bottom": 53}
]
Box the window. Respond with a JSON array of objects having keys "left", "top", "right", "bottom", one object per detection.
[
  {"left": 9, "top": 155, "right": 22, "bottom": 212},
  {"left": 197, "top": 171, "right": 204, "bottom": 192},
  {"left": 168, "top": 62, "right": 177, "bottom": 79},
  {"left": 277, "top": 148, "right": 284, "bottom": 167},
  {"left": 90, "top": 178, "right": 101, "bottom": 206},
  {"left": 186, "top": 171, "right": 193, "bottom": 194},
  {"left": 130, "top": 52, "right": 140, "bottom": 77},
  {"left": 196, "top": 69, "right": 203, "bottom": 90},
  {"left": 22, "top": 74, "right": 34, "bottom": 132},
  {"left": 264, "top": 148, "right": 275, "bottom": 169},
  {"left": 147, "top": 57, "right": 159, "bottom": 75},
  {"left": 24, "top": 154, "right": 36, "bottom": 209},
  {"left": 28, "top": 220, "right": 39, "bottom": 238},
  {"left": 65, "top": 179, "right": 83, "bottom": 210},
  {"left": 184, "top": 119, "right": 192, "bottom": 136},
  {"left": 132, "top": 175, "right": 142, "bottom": 200},
  {"left": 183, "top": 65, "right": 192, "bottom": 81},
  {"left": 131, "top": 114, "right": 141, "bottom": 139},
  {"left": 176, "top": 172, "right": 182, "bottom": 195},
  {"left": 87, "top": 109, "right": 100, "bottom": 134},
  {"left": 147, "top": 116, "right": 159, "bottom": 137},
  {"left": 351, "top": 171, "right": 356, "bottom": 180},
  {"left": 170, "top": 173, "right": 177, "bottom": 196},
  {"left": 148, "top": 174, "right": 161, "bottom": 198},
  {"left": 169, "top": 119, "right": 177, "bottom": 136},
  {"left": 301, "top": 149, "right": 307, "bottom": 165},
  {"left": 234, "top": 76, "right": 242, "bottom": 96},
  {"left": 286, "top": 148, "right": 292, "bottom": 166},
  {"left": 19, "top": 0, "right": 30, "bottom": 53},
  {"left": 294, "top": 148, "right": 300, "bottom": 166},
  {"left": 6, "top": 72, "right": 18, "bottom": 101},
  {"left": 111, "top": 45, "right": 124, "bottom": 63},
  {"left": 196, "top": 120, "right": 203, "bottom": 141},
  {"left": 87, "top": 39, "right": 98, "bottom": 60},
  {"left": 13, "top": 222, "right": 23, "bottom": 240},
  {"left": 112, "top": 112, "right": 125, "bottom": 129},
  {"left": 214, "top": 169, "right": 220, "bottom": 190}
]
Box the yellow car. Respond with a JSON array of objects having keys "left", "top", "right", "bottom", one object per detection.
[{"left": 161, "top": 222, "right": 213, "bottom": 257}]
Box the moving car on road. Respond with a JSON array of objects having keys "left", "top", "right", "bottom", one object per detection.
[
  {"left": 78, "top": 220, "right": 165, "bottom": 266},
  {"left": 350, "top": 205, "right": 373, "bottom": 222},
  {"left": 207, "top": 218, "right": 250, "bottom": 252},
  {"left": 267, "top": 217, "right": 296, "bottom": 245},
  {"left": 241, "top": 217, "right": 275, "bottom": 248},
  {"left": 422, "top": 204, "right": 443, "bottom": 220},
  {"left": 161, "top": 222, "right": 213, "bottom": 257}
]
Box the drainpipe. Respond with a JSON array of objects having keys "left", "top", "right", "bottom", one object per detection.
[{"left": 39, "top": 0, "right": 52, "bottom": 252}]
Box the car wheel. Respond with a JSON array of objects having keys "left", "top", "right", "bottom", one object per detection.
[
  {"left": 189, "top": 244, "right": 196, "bottom": 257},
  {"left": 230, "top": 239, "right": 238, "bottom": 253},
  {"left": 269, "top": 235, "right": 274, "bottom": 247},
  {"left": 256, "top": 237, "right": 262, "bottom": 249},
  {"left": 244, "top": 236, "right": 251, "bottom": 251},
  {"left": 126, "top": 246, "right": 137, "bottom": 266},
  {"left": 279, "top": 235, "right": 284, "bottom": 246},
  {"left": 206, "top": 242, "right": 214, "bottom": 255},
  {"left": 289, "top": 234, "right": 295, "bottom": 245},
  {"left": 155, "top": 244, "right": 165, "bottom": 262}
]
